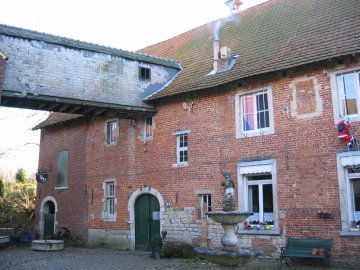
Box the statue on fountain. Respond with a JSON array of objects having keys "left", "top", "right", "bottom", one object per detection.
[{"left": 221, "top": 170, "right": 235, "bottom": 211}]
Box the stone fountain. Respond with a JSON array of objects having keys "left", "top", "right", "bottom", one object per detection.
[{"left": 194, "top": 171, "right": 262, "bottom": 266}]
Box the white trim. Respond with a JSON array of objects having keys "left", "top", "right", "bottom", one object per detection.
[
  {"left": 127, "top": 187, "right": 164, "bottom": 250},
  {"left": 102, "top": 179, "right": 117, "bottom": 221},
  {"left": 172, "top": 130, "right": 191, "bottom": 136},
  {"left": 235, "top": 87, "right": 275, "bottom": 139}
]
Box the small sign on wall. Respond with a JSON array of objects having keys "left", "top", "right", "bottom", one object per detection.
[
  {"left": 36, "top": 172, "right": 48, "bottom": 183},
  {"left": 152, "top": 211, "right": 160, "bottom": 220}
]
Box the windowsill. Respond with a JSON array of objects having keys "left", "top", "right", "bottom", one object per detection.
[
  {"left": 105, "top": 143, "right": 117, "bottom": 147},
  {"left": 340, "top": 230, "right": 360, "bottom": 237},
  {"left": 237, "top": 229, "right": 280, "bottom": 236},
  {"left": 102, "top": 218, "right": 117, "bottom": 222},
  {"left": 172, "top": 162, "right": 188, "bottom": 168},
  {"left": 236, "top": 128, "right": 274, "bottom": 139},
  {"left": 55, "top": 186, "right": 68, "bottom": 191}
]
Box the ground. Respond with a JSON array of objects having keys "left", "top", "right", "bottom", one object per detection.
[{"left": 0, "top": 245, "right": 357, "bottom": 270}]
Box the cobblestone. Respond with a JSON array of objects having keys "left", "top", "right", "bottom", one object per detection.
[{"left": 0, "top": 245, "right": 356, "bottom": 270}]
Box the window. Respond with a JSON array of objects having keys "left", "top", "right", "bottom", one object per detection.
[
  {"left": 200, "top": 194, "right": 212, "bottom": 219},
  {"left": 335, "top": 152, "right": 360, "bottom": 235},
  {"left": 139, "top": 66, "right": 151, "bottom": 80},
  {"left": 247, "top": 175, "right": 274, "bottom": 226},
  {"left": 106, "top": 120, "right": 118, "bottom": 145},
  {"left": 337, "top": 71, "right": 360, "bottom": 117},
  {"left": 172, "top": 130, "right": 190, "bottom": 167},
  {"left": 348, "top": 171, "right": 360, "bottom": 227},
  {"left": 177, "top": 133, "right": 188, "bottom": 164},
  {"left": 235, "top": 88, "right": 274, "bottom": 138},
  {"left": 102, "top": 180, "right": 117, "bottom": 221},
  {"left": 144, "top": 117, "right": 153, "bottom": 138},
  {"left": 56, "top": 150, "right": 68, "bottom": 189},
  {"left": 237, "top": 160, "right": 279, "bottom": 233},
  {"left": 331, "top": 68, "right": 360, "bottom": 123}
]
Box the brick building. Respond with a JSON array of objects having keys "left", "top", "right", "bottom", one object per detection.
[{"left": 17, "top": 0, "right": 360, "bottom": 263}]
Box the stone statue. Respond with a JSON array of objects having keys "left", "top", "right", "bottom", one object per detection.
[{"left": 221, "top": 170, "right": 235, "bottom": 211}]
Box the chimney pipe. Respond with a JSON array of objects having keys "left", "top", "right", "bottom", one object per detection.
[{"left": 213, "top": 39, "right": 220, "bottom": 72}]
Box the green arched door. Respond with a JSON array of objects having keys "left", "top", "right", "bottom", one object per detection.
[
  {"left": 135, "top": 194, "right": 160, "bottom": 250},
  {"left": 43, "top": 201, "right": 55, "bottom": 239}
]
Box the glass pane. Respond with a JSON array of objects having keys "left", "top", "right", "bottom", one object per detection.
[
  {"left": 256, "top": 93, "right": 269, "bottom": 129},
  {"left": 208, "top": 195, "right": 212, "bottom": 211},
  {"left": 242, "top": 96, "right": 254, "bottom": 131},
  {"left": 352, "top": 179, "right": 360, "bottom": 211},
  {"left": 249, "top": 185, "right": 259, "bottom": 213},
  {"left": 107, "top": 121, "right": 117, "bottom": 144},
  {"left": 145, "top": 117, "right": 153, "bottom": 137},
  {"left": 180, "top": 150, "right": 188, "bottom": 162},
  {"left": 180, "top": 135, "right": 184, "bottom": 147},
  {"left": 263, "top": 184, "right": 273, "bottom": 212},
  {"left": 341, "top": 74, "right": 358, "bottom": 115},
  {"left": 109, "top": 198, "right": 114, "bottom": 214},
  {"left": 57, "top": 150, "right": 68, "bottom": 186}
]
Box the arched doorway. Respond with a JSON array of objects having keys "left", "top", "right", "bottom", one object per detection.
[
  {"left": 43, "top": 201, "right": 55, "bottom": 239},
  {"left": 135, "top": 194, "right": 160, "bottom": 250}
]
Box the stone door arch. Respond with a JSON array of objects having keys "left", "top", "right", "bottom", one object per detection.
[
  {"left": 39, "top": 196, "right": 58, "bottom": 239},
  {"left": 128, "top": 187, "right": 164, "bottom": 250}
]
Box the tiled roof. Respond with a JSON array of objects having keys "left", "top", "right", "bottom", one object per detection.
[
  {"left": 32, "top": 113, "right": 82, "bottom": 130},
  {"left": 140, "top": 0, "right": 360, "bottom": 100},
  {"left": 0, "top": 24, "right": 181, "bottom": 70}
]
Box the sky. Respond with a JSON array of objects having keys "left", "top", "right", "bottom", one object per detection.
[{"left": 0, "top": 0, "right": 268, "bottom": 176}]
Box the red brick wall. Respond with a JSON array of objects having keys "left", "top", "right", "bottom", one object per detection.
[
  {"left": 37, "top": 55, "right": 360, "bottom": 260},
  {"left": 36, "top": 120, "right": 89, "bottom": 240}
]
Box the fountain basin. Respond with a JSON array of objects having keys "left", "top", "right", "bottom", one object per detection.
[
  {"left": 194, "top": 247, "right": 263, "bottom": 266},
  {"left": 207, "top": 211, "right": 253, "bottom": 224},
  {"left": 32, "top": 240, "right": 64, "bottom": 251}
]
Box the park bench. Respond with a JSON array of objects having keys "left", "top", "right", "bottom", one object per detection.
[{"left": 280, "top": 238, "right": 332, "bottom": 266}]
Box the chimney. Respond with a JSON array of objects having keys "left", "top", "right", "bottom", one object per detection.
[
  {"left": 213, "top": 39, "right": 220, "bottom": 72},
  {"left": 213, "top": 21, "right": 222, "bottom": 73}
]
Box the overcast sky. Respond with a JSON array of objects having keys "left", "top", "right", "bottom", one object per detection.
[{"left": 0, "top": 0, "right": 267, "bottom": 175}]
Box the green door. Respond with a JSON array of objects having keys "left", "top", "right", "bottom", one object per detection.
[
  {"left": 135, "top": 194, "right": 160, "bottom": 250},
  {"left": 44, "top": 214, "right": 54, "bottom": 239}
]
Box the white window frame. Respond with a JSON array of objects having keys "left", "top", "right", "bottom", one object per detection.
[
  {"left": 235, "top": 87, "right": 275, "bottom": 139},
  {"left": 102, "top": 179, "right": 117, "bottom": 221},
  {"left": 336, "top": 152, "right": 360, "bottom": 236},
  {"left": 237, "top": 159, "right": 279, "bottom": 234},
  {"left": 105, "top": 119, "right": 118, "bottom": 145},
  {"left": 330, "top": 67, "right": 360, "bottom": 124},
  {"left": 172, "top": 130, "right": 190, "bottom": 167}
]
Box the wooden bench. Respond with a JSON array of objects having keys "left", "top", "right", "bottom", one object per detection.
[{"left": 280, "top": 238, "right": 332, "bottom": 266}]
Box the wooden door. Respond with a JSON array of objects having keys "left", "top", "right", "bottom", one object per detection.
[{"left": 135, "top": 194, "right": 160, "bottom": 250}]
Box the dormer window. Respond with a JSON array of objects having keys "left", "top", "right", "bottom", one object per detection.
[{"left": 139, "top": 66, "right": 151, "bottom": 81}]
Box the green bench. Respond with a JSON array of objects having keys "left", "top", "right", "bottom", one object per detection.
[{"left": 280, "top": 238, "right": 332, "bottom": 266}]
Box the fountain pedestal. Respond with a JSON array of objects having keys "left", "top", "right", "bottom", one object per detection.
[{"left": 194, "top": 211, "right": 262, "bottom": 266}]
